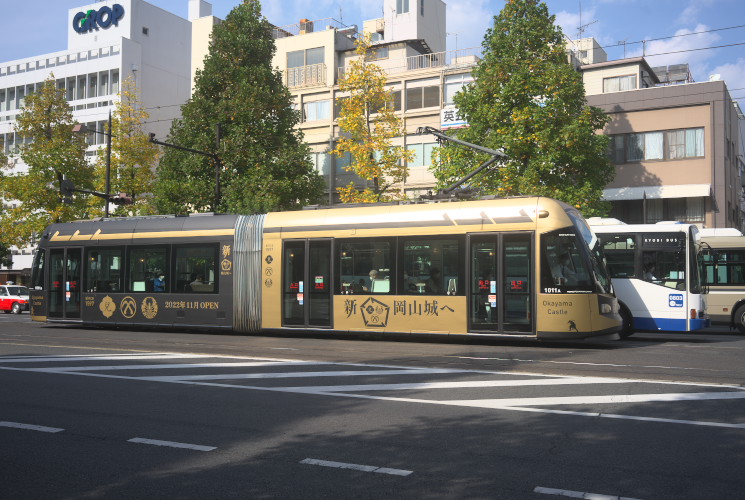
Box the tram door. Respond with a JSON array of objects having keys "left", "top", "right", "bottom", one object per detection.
[
  {"left": 48, "top": 248, "right": 82, "bottom": 319},
  {"left": 282, "top": 240, "right": 332, "bottom": 328},
  {"left": 469, "top": 233, "right": 533, "bottom": 333}
]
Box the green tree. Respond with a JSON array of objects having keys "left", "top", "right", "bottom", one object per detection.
[
  {"left": 154, "top": 0, "right": 323, "bottom": 214},
  {"left": 432, "top": 0, "right": 613, "bottom": 215},
  {"left": 91, "top": 76, "right": 160, "bottom": 216},
  {"left": 0, "top": 77, "right": 93, "bottom": 248},
  {"left": 333, "top": 34, "right": 412, "bottom": 203}
]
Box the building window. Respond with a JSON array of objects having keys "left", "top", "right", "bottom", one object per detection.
[
  {"left": 142, "top": 27, "right": 149, "bottom": 36},
  {"left": 444, "top": 73, "right": 473, "bottom": 105},
  {"left": 406, "top": 142, "right": 438, "bottom": 167},
  {"left": 288, "top": 47, "right": 325, "bottom": 69},
  {"left": 303, "top": 100, "right": 331, "bottom": 122},
  {"left": 406, "top": 85, "right": 440, "bottom": 110},
  {"left": 397, "top": 0, "right": 410, "bottom": 14},
  {"left": 627, "top": 131, "right": 663, "bottom": 161},
  {"left": 610, "top": 128, "right": 704, "bottom": 163},
  {"left": 608, "top": 135, "right": 624, "bottom": 164},
  {"left": 603, "top": 74, "right": 637, "bottom": 93},
  {"left": 369, "top": 46, "right": 389, "bottom": 61}
]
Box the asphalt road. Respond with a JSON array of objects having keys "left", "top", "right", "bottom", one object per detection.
[{"left": 2, "top": 313, "right": 745, "bottom": 499}]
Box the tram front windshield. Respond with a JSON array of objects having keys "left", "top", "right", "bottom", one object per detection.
[{"left": 540, "top": 213, "right": 613, "bottom": 295}]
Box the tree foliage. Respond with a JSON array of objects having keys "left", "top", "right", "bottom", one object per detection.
[
  {"left": 333, "top": 34, "right": 412, "bottom": 203},
  {"left": 0, "top": 77, "right": 92, "bottom": 248},
  {"left": 432, "top": 0, "right": 613, "bottom": 215},
  {"left": 153, "top": 0, "right": 324, "bottom": 215},
  {"left": 91, "top": 76, "right": 160, "bottom": 217}
]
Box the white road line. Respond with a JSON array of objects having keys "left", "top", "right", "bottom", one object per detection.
[
  {"left": 0, "top": 421, "right": 64, "bottom": 433},
  {"left": 271, "top": 377, "right": 634, "bottom": 393},
  {"left": 534, "top": 485, "right": 643, "bottom": 499},
  {"left": 512, "top": 407, "right": 745, "bottom": 429},
  {"left": 439, "top": 390, "right": 745, "bottom": 408},
  {"left": 0, "top": 354, "right": 196, "bottom": 363},
  {"left": 32, "top": 361, "right": 327, "bottom": 372},
  {"left": 127, "top": 437, "right": 216, "bottom": 451},
  {"left": 139, "top": 368, "right": 466, "bottom": 382},
  {"left": 300, "top": 458, "right": 413, "bottom": 476}
]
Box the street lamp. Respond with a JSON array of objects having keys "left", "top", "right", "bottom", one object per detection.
[{"left": 72, "top": 110, "right": 113, "bottom": 217}]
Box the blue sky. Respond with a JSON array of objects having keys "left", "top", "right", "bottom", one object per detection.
[{"left": 2, "top": 0, "right": 744, "bottom": 106}]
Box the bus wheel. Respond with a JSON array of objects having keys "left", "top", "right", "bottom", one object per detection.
[
  {"left": 11, "top": 302, "right": 22, "bottom": 314},
  {"left": 734, "top": 305, "right": 745, "bottom": 334},
  {"left": 619, "top": 308, "right": 635, "bottom": 339}
]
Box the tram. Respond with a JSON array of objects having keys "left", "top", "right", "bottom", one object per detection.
[{"left": 29, "top": 197, "right": 622, "bottom": 340}]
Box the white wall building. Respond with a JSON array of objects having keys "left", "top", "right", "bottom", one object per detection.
[{"left": 0, "top": 0, "right": 194, "bottom": 284}]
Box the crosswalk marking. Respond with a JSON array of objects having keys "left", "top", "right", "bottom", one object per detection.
[
  {"left": 140, "top": 368, "right": 467, "bottom": 382},
  {"left": 270, "top": 377, "right": 635, "bottom": 393},
  {"left": 32, "top": 361, "right": 327, "bottom": 372},
  {"left": 3, "top": 352, "right": 745, "bottom": 430}
]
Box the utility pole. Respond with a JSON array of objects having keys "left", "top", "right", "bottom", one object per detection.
[{"left": 72, "top": 110, "right": 117, "bottom": 217}]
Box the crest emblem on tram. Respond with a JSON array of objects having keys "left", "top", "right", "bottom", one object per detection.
[
  {"left": 141, "top": 297, "right": 158, "bottom": 319},
  {"left": 120, "top": 296, "right": 137, "bottom": 319},
  {"left": 361, "top": 297, "right": 390, "bottom": 327},
  {"left": 99, "top": 296, "right": 116, "bottom": 318}
]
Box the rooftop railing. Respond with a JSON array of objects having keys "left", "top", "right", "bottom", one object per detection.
[
  {"left": 337, "top": 46, "right": 480, "bottom": 82},
  {"left": 272, "top": 18, "right": 355, "bottom": 39}
]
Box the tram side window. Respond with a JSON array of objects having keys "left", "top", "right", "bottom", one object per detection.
[
  {"left": 174, "top": 244, "right": 219, "bottom": 293},
  {"left": 339, "top": 239, "right": 392, "bottom": 294},
  {"left": 402, "top": 238, "right": 461, "bottom": 295},
  {"left": 86, "top": 247, "right": 123, "bottom": 292},
  {"left": 31, "top": 250, "right": 45, "bottom": 290},
  {"left": 540, "top": 229, "right": 593, "bottom": 293},
  {"left": 128, "top": 246, "right": 168, "bottom": 292}
]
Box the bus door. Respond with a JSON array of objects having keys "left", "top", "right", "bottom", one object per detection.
[
  {"left": 469, "top": 233, "right": 533, "bottom": 333},
  {"left": 282, "top": 239, "right": 332, "bottom": 328},
  {"left": 48, "top": 247, "right": 82, "bottom": 319}
]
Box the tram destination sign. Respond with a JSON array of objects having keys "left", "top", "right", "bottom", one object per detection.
[{"left": 73, "top": 4, "right": 125, "bottom": 33}]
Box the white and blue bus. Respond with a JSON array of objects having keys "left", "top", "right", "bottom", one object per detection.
[{"left": 588, "top": 219, "right": 707, "bottom": 337}]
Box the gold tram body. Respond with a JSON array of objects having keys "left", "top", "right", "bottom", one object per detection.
[{"left": 30, "top": 197, "right": 621, "bottom": 341}]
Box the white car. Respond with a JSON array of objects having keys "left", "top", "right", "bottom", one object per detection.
[{"left": 0, "top": 285, "right": 30, "bottom": 314}]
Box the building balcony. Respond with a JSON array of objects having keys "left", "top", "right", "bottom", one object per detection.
[
  {"left": 337, "top": 47, "right": 480, "bottom": 82},
  {"left": 286, "top": 63, "right": 327, "bottom": 89}
]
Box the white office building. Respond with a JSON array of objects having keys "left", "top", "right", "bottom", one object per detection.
[{"left": 0, "top": 0, "right": 195, "bottom": 284}]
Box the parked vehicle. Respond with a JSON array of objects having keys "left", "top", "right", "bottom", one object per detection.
[{"left": 0, "top": 284, "right": 30, "bottom": 314}]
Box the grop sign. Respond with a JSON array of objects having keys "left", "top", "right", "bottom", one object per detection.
[{"left": 73, "top": 4, "right": 125, "bottom": 33}]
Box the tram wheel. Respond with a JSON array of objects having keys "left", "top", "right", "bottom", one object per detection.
[
  {"left": 619, "top": 307, "right": 635, "bottom": 339},
  {"left": 734, "top": 304, "right": 745, "bottom": 334}
]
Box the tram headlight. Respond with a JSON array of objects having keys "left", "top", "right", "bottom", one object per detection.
[{"left": 600, "top": 303, "right": 612, "bottom": 314}]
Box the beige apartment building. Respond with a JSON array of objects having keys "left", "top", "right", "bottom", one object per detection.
[
  {"left": 189, "top": 3, "right": 744, "bottom": 229},
  {"left": 190, "top": 0, "right": 477, "bottom": 204},
  {"left": 574, "top": 41, "right": 744, "bottom": 230}
]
